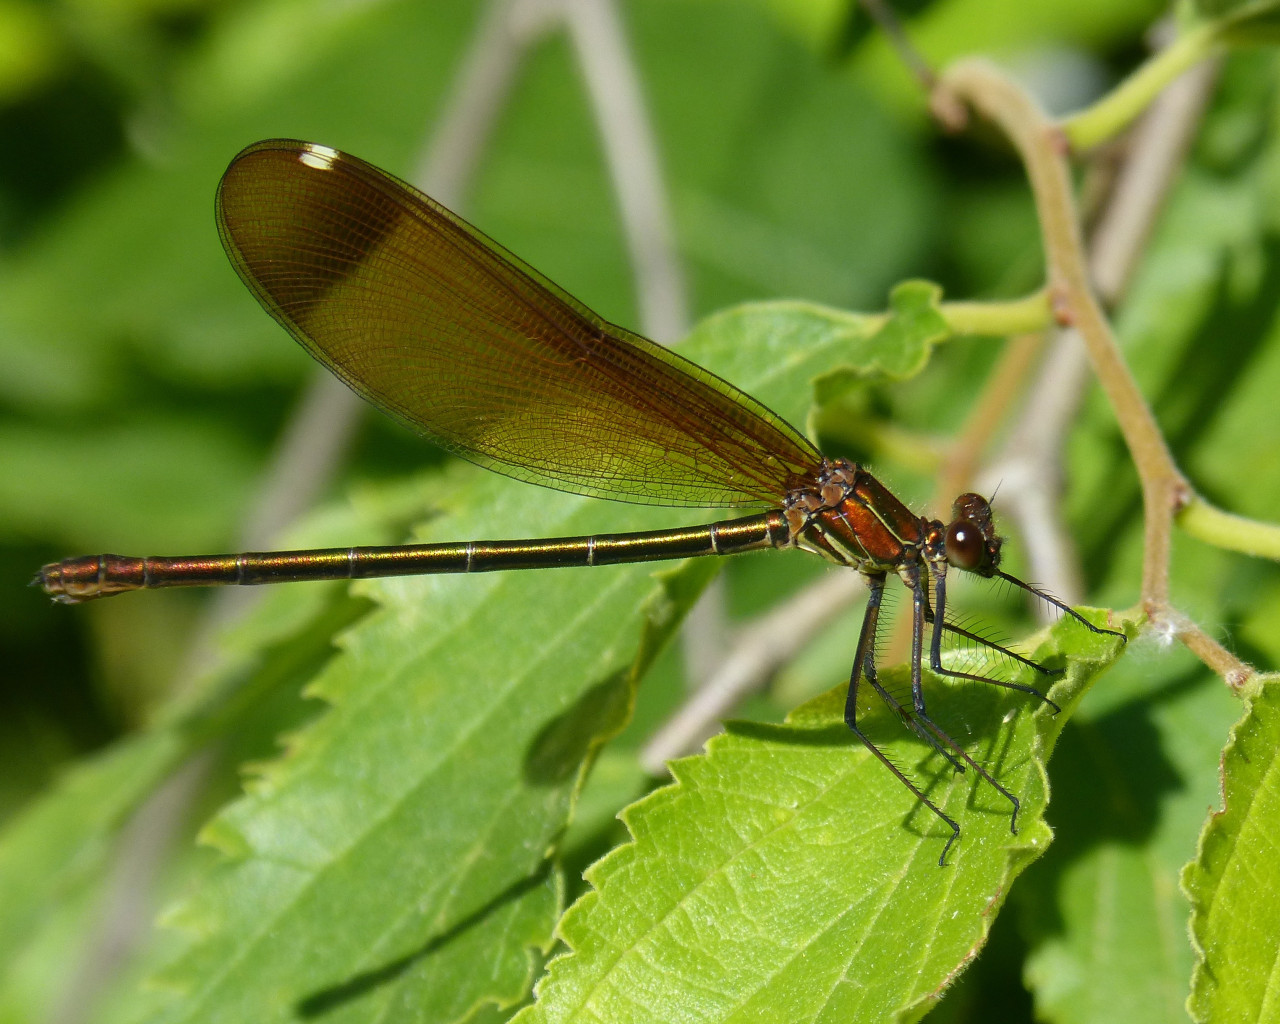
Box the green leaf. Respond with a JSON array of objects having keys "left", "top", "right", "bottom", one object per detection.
[
  {"left": 515, "top": 613, "right": 1127, "bottom": 1024},
  {"left": 125, "top": 478, "right": 707, "bottom": 1024},
  {"left": 283, "top": 866, "right": 562, "bottom": 1024},
  {"left": 688, "top": 282, "right": 953, "bottom": 443},
  {"left": 865, "top": 280, "right": 953, "bottom": 377},
  {"left": 811, "top": 280, "right": 952, "bottom": 407},
  {"left": 1183, "top": 675, "right": 1280, "bottom": 1023}
]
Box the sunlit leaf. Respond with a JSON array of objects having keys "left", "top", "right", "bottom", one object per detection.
[
  {"left": 517, "top": 614, "right": 1127, "bottom": 1023},
  {"left": 1183, "top": 676, "right": 1280, "bottom": 1023}
]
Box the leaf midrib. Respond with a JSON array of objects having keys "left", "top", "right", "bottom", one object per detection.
[{"left": 574, "top": 754, "right": 950, "bottom": 1021}]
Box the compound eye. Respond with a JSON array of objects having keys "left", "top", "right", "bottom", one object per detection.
[{"left": 945, "top": 520, "right": 984, "bottom": 570}]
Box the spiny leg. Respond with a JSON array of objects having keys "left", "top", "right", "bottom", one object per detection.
[
  {"left": 906, "top": 560, "right": 929, "bottom": 716},
  {"left": 926, "top": 600, "right": 1061, "bottom": 674},
  {"left": 931, "top": 616, "right": 1061, "bottom": 682},
  {"left": 922, "top": 571, "right": 1059, "bottom": 712},
  {"left": 895, "top": 563, "right": 980, "bottom": 775},
  {"left": 845, "top": 571, "right": 960, "bottom": 866},
  {"left": 993, "top": 570, "right": 1128, "bottom": 643},
  {"left": 918, "top": 563, "right": 1022, "bottom": 832},
  {"left": 864, "top": 565, "right": 964, "bottom": 773}
]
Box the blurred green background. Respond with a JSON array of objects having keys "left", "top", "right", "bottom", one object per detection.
[{"left": 3, "top": 0, "right": 1279, "bottom": 1020}]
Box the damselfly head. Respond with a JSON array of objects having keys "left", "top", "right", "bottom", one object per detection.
[{"left": 944, "top": 492, "right": 1002, "bottom": 576}]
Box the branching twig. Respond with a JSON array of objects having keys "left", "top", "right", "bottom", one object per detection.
[
  {"left": 979, "top": 41, "right": 1219, "bottom": 612},
  {"left": 941, "top": 60, "right": 1184, "bottom": 602},
  {"left": 1063, "top": 23, "right": 1221, "bottom": 151},
  {"left": 936, "top": 58, "right": 1257, "bottom": 686}
]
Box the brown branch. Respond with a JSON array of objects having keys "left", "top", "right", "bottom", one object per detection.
[
  {"left": 977, "top": 43, "right": 1218, "bottom": 611},
  {"left": 935, "top": 59, "right": 1256, "bottom": 688},
  {"left": 940, "top": 60, "right": 1185, "bottom": 605}
]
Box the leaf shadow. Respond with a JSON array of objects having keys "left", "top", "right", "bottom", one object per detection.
[
  {"left": 1013, "top": 665, "right": 1202, "bottom": 936},
  {"left": 1052, "top": 667, "right": 1198, "bottom": 844},
  {"left": 725, "top": 673, "right": 1035, "bottom": 842},
  {"left": 295, "top": 864, "right": 551, "bottom": 1019},
  {"left": 523, "top": 669, "right": 632, "bottom": 786}
]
